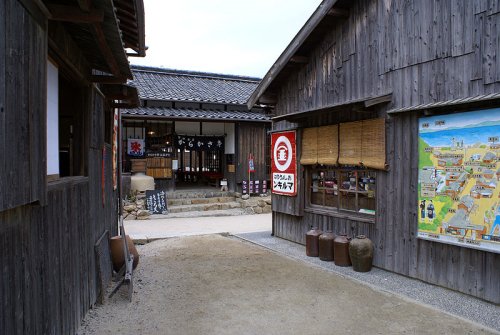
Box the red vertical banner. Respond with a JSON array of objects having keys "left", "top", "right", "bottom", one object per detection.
[
  {"left": 271, "top": 130, "right": 297, "bottom": 196},
  {"left": 112, "top": 109, "right": 118, "bottom": 190}
]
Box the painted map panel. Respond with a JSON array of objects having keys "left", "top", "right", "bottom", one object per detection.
[{"left": 418, "top": 108, "right": 500, "bottom": 253}]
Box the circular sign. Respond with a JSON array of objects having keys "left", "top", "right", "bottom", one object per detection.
[{"left": 273, "top": 135, "right": 293, "bottom": 171}]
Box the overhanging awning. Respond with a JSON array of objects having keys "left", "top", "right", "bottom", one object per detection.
[
  {"left": 387, "top": 93, "right": 500, "bottom": 114},
  {"left": 272, "top": 93, "right": 392, "bottom": 122},
  {"left": 100, "top": 84, "right": 140, "bottom": 108}
]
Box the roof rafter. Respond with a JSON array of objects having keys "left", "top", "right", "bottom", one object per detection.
[{"left": 46, "top": 4, "right": 104, "bottom": 23}]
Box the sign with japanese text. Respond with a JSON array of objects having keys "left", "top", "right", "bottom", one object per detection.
[
  {"left": 271, "top": 131, "right": 297, "bottom": 196},
  {"left": 418, "top": 108, "right": 500, "bottom": 254},
  {"left": 146, "top": 190, "right": 168, "bottom": 214},
  {"left": 127, "top": 138, "right": 145, "bottom": 157}
]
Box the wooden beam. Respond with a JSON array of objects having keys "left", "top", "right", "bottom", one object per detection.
[
  {"left": 328, "top": 8, "right": 349, "bottom": 18},
  {"left": 289, "top": 55, "right": 308, "bottom": 64},
  {"left": 48, "top": 22, "right": 91, "bottom": 84},
  {"left": 116, "top": 7, "right": 137, "bottom": 22},
  {"left": 364, "top": 93, "right": 392, "bottom": 108},
  {"left": 259, "top": 94, "right": 277, "bottom": 105},
  {"left": 111, "top": 102, "right": 138, "bottom": 108},
  {"left": 126, "top": 52, "right": 143, "bottom": 57},
  {"left": 47, "top": 4, "right": 104, "bottom": 23},
  {"left": 77, "top": 0, "right": 92, "bottom": 12},
  {"left": 90, "top": 75, "right": 126, "bottom": 84},
  {"left": 92, "top": 23, "right": 121, "bottom": 78}
]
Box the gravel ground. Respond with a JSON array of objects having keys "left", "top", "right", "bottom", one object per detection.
[
  {"left": 78, "top": 234, "right": 498, "bottom": 335},
  {"left": 236, "top": 231, "right": 500, "bottom": 333}
]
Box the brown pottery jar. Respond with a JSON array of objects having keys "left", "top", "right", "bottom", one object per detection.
[
  {"left": 349, "top": 235, "right": 374, "bottom": 272},
  {"left": 110, "top": 235, "right": 140, "bottom": 272},
  {"left": 318, "top": 231, "right": 336, "bottom": 261},
  {"left": 305, "top": 227, "right": 323, "bottom": 257},
  {"left": 333, "top": 234, "right": 351, "bottom": 266}
]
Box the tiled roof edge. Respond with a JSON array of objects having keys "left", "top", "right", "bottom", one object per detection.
[{"left": 131, "top": 65, "right": 262, "bottom": 83}]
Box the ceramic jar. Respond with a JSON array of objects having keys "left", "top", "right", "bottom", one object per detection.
[
  {"left": 333, "top": 234, "right": 351, "bottom": 267},
  {"left": 318, "top": 231, "right": 336, "bottom": 261},
  {"left": 110, "top": 235, "right": 140, "bottom": 272},
  {"left": 305, "top": 227, "right": 323, "bottom": 257},
  {"left": 349, "top": 235, "right": 374, "bottom": 272}
]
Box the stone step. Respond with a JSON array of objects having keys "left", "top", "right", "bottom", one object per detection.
[
  {"left": 168, "top": 196, "right": 235, "bottom": 206},
  {"left": 166, "top": 190, "right": 236, "bottom": 199},
  {"left": 149, "top": 208, "right": 247, "bottom": 219},
  {"left": 168, "top": 201, "right": 242, "bottom": 213}
]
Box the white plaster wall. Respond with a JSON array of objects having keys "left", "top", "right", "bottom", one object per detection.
[
  {"left": 202, "top": 122, "right": 224, "bottom": 135},
  {"left": 224, "top": 123, "right": 235, "bottom": 154},
  {"left": 175, "top": 121, "right": 200, "bottom": 135},
  {"left": 47, "top": 61, "right": 59, "bottom": 176}
]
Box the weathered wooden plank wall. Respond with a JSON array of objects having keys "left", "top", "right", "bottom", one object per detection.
[
  {"left": 236, "top": 122, "right": 269, "bottom": 184},
  {"left": 0, "top": 2, "right": 120, "bottom": 333},
  {"left": 0, "top": 0, "right": 5, "bottom": 211},
  {"left": 0, "top": 126, "right": 118, "bottom": 335},
  {"left": 271, "top": 0, "right": 500, "bottom": 303},
  {"left": 0, "top": 0, "right": 46, "bottom": 212}
]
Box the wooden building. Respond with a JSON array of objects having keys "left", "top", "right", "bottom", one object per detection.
[
  {"left": 122, "top": 66, "right": 271, "bottom": 192},
  {"left": 248, "top": 0, "right": 500, "bottom": 304},
  {"left": 0, "top": 0, "right": 145, "bottom": 333}
]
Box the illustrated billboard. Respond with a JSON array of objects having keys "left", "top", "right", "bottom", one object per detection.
[
  {"left": 271, "top": 130, "right": 297, "bottom": 196},
  {"left": 418, "top": 108, "right": 500, "bottom": 253}
]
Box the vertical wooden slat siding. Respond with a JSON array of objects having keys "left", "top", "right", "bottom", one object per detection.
[
  {"left": 0, "top": 0, "right": 46, "bottom": 212},
  {"left": 271, "top": 0, "right": 500, "bottom": 304},
  {"left": 236, "top": 123, "right": 269, "bottom": 184},
  {"left": 0, "top": 167, "right": 118, "bottom": 334},
  {"left": 0, "top": 2, "right": 119, "bottom": 332},
  {"left": 0, "top": 0, "right": 5, "bottom": 211}
]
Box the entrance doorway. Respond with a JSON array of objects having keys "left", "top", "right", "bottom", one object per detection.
[{"left": 178, "top": 149, "right": 224, "bottom": 187}]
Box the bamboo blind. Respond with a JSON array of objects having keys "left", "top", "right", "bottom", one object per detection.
[
  {"left": 361, "top": 118, "right": 386, "bottom": 169},
  {"left": 339, "top": 121, "right": 363, "bottom": 165},
  {"left": 300, "top": 127, "right": 318, "bottom": 165},
  {"left": 317, "top": 124, "right": 338, "bottom": 165}
]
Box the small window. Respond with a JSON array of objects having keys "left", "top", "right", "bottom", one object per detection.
[{"left": 307, "top": 166, "right": 376, "bottom": 216}]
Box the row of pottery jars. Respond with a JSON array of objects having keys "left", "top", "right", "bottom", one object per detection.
[{"left": 306, "top": 228, "right": 373, "bottom": 272}]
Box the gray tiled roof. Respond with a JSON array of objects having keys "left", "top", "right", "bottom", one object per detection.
[
  {"left": 122, "top": 107, "right": 270, "bottom": 122},
  {"left": 130, "top": 66, "right": 261, "bottom": 105}
]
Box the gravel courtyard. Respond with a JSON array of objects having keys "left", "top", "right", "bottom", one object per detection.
[{"left": 78, "top": 234, "right": 497, "bottom": 335}]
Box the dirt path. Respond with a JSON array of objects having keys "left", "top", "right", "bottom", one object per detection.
[{"left": 78, "top": 234, "right": 496, "bottom": 335}]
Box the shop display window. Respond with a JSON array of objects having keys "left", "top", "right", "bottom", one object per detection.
[{"left": 308, "top": 167, "right": 376, "bottom": 216}]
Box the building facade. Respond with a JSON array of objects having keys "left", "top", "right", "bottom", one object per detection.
[
  {"left": 123, "top": 66, "right": 272, "bottom": 193},
  {"left": 0, "top": 0, "right": 145, "bottom": 333},
  {"left": 249, "top": 0, "right": 500, "bottom": 304}
]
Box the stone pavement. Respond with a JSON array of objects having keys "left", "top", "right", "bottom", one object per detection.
[{"left": 124, "top": 213, "right": 271, "bottom": 242}]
